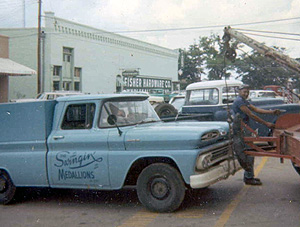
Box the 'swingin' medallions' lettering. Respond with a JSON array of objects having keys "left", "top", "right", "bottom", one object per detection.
[
  {"left": 55, "top": 151, "right": 103, "bottom": 169},
  {"left": 54, "top": 151, "right": 103, "bottom": 181},
  {"left": 58, "top": 169, "right": 95, "bottom": 180}
]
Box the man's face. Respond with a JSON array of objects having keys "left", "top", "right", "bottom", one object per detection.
[{"left": 239, "top": 88, "right": 249, "bottom": 99}]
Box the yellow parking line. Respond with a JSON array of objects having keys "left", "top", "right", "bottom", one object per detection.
[
  {"left": 214, "top": 157, "right": 268, "bottom": 227},
  {"left": 117, "top": 209, "right": 159, "bottom": 227},
  {"left": 175, "top": 209, "right": 204, "bottom": 218}
]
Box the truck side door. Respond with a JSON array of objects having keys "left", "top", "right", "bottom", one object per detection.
[{"left": 47, "top": 101, "right": 110, "bottom": 189}]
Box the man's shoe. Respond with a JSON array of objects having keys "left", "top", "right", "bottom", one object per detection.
[{"left": 244, "top": 178, "right": 262, "bottom": 185}]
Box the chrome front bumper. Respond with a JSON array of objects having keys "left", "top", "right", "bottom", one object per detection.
[{"left": 190, "top": 159, "right": 241, "bottom": 189}]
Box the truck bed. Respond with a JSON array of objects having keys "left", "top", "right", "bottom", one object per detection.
[
  {"left": 0, "top": 101, "right": 56, "bottom": 187},
  {"left": 0, "top": 101, "right": 56, "bottom": 142}
]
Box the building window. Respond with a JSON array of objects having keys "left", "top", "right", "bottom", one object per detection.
[
  {"left": 74, "top": 67, "right": 81, "bottom": 78},
  {"left": 74, "top": 67, "right": 81, "bottom": 91},
  {"left": 74, "top": 82, "right": 80, "bottom": 91},
  {"left": 53, "top": 81, "right": 60, "bottom": 91},
  {"left": 53, "top": 65, "right": 62, "bottom": 76},
  {"left": 63, "top": 47, "right": 73, "bottom": 62},
  {"left": 63, "top": 81, "right": 71, "bottom": 91}
]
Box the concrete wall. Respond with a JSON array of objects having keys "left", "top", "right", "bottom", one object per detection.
[{"left": 44, "top": 12, "right": 178, "bottom": 94}]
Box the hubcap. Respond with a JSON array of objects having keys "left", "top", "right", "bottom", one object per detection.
[
  {"left": 150, "top": 178, "right": 170, "bottom": 200},
  {"left": 160, "top": 110, "right": 171, "bottom": 116}
]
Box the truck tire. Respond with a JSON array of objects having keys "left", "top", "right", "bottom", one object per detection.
[
  {"left": 136, "top": 163, "right": 185, "bottom": 212},
  {"left": 292, "top": 162, "right": 300, "bottom": 176},
  {"left": 154, "top": 103, "right": 178, "bottom": 118},
  {"left": 0, "top": 170, "right": 16, "bottom": 204}
]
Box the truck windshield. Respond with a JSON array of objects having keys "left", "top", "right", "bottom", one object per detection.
[
  {"left": 185, "top": 88, "right": 219, "bottom": 105},
  {"left": 99, "top": 99, "right": 160, "bottom": 127}
]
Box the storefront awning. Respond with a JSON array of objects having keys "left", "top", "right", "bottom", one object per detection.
[{"left": 0, "top": 58, "right": 36, "bottom": 76}]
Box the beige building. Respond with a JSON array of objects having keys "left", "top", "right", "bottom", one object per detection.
[
  {"left": 0, "top": 12, "right": 179, "bottom": 100},
  {"left": 0, "top": 35, "right": 36, "bottom": 102}
]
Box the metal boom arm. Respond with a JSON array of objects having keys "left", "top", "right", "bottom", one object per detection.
[{"left": 223, "top": 26, "right": 300, "bottom": 75}]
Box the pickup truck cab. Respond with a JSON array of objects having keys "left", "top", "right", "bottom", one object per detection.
[
  {"left": 249, "top": 90, "right": 282, "bottom": 99},
  {"left": 0, "top": 94, "right": 240, "bottom": 212},
  {"left": 181, "top": 80, "right": 300, "bottom": 136}
]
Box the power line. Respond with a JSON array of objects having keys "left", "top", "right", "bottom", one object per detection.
[
  {"left": 242, "top": 32, "right": 300, "bottom": 42},
  {"left": 236, "top": 28, "right": 300, "bottom": 37},
  {"left": 112, "top": 17, "right": 300, "bottom": 34}
]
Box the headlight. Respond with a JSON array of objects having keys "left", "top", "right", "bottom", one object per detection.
[
  {"left": 201, "top": 131, "right": 219, "bottom": 141},
  {"left": 196, "top": 153, "right": 212, "bottom": 170}
]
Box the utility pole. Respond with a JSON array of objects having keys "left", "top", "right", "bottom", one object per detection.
[{"left": 37, "top": 0, "right": 42, "bottom": 94}]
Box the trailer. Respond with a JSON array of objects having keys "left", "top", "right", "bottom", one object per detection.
[{"left": 233, "top": 113, "right": 300, "bottom": 175}]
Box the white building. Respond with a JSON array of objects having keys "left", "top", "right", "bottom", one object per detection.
[{"left": 0, "top": 12, "right": 179, "bottom": 100}]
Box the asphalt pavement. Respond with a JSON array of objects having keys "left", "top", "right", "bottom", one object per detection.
[{"left": 1, "top": 157, "right": 300, "bottom": 227}]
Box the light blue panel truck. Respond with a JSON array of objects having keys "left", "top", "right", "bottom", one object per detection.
[{"left": 0, "top": 94, "right": 240, "bottom": 212}]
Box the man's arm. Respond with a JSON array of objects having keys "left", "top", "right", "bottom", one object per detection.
[
  {"left": 240, "top": 105, "right": 275, "bottom": 128},
  {"left": 249, "top": 104, "right": 281, "bottom": 115}
]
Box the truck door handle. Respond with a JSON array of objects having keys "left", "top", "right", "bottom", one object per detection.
[{"left": 53, "top": 136, "right": 65, "bottom": 140}]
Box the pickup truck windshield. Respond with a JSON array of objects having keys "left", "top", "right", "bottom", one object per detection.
[
  {"left": 186, "top": 88, "right": 219, "bottom": 105},
  {"left": 99, "top": 99, "right": 160, "bottom": 127}
]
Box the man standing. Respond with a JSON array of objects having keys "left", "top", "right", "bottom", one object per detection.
[{"left": 232, "top": 84, "right": 281, "bottom": 185}]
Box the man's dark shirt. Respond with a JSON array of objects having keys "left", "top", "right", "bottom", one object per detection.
[{"left": 232, "top": 96, "right": 250, "bottom": 124}]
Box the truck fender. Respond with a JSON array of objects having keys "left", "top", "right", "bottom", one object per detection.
[{"left": 123, "top": 156, "right": 185, "bottom": 186}]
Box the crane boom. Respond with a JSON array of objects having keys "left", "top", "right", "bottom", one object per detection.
[{"left": 223, "top": 26, "right": 300, "bottom": 75}]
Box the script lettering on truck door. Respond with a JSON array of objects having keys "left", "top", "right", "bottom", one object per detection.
[
  {"left": 54, "top": 151, "right": 103, "bottom": 180},
  {"left": 47, "top": 102, "right": 110, "bottom": 189}
]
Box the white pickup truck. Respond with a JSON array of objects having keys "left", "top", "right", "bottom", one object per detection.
[{"left": 10, "top": 91, "right": 83, "bottom": 102}]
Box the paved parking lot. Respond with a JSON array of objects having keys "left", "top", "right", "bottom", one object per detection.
[{"left": 1, "top": 157, "right": 300, "bottom": 227}]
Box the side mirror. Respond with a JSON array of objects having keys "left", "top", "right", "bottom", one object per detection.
[{"left": 107, "top": 114, "right": 117, "bottom": 125}]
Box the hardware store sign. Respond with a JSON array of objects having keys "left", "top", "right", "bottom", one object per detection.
[{"left": 123, "top": 76, "right": 171, "bottom": 92}]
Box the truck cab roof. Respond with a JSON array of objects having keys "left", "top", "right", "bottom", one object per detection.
[
  {"left": 186, "top": 80, "right": 242, "bottom": 90},
  {"left": 57, "top": 93, "right": 149, "bottom": 102}
]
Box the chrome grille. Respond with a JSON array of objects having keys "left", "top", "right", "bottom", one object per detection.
[
  {"left": 196, "top": 142, "right": 231, "bottom": 170},
  {"left": 211, "top": 144, "right": 229, "bottom": 161}
]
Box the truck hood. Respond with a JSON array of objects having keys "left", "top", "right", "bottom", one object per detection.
[{"left": 124, "top": 121, "right": 229, "bottom": 151}]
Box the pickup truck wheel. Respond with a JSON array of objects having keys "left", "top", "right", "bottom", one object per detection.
[
  {"left": 154, "top": 103, "right": 178, "bottom": 118},
  {"left": 0, "top": 171, "right": 16, "bottom": 204},
  {"left": 292, "top": 162, "right": 300, "bottom": 176},
  {"left": 137, "top": 163, "right": 185, "bottom": 212}
]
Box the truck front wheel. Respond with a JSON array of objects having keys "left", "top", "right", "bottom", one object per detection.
[
  {"left": 136, "top": 163, "right": 185, "bottom": 212},
  {"left": 0, "top": 170, "right": 16, "bottom": 204}
]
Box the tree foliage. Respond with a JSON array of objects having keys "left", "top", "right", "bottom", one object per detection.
[
  {"left": 178, "top": 33, "right": 299, "bottom": 90},
  {"left": 178, "top": 34, "right": 235, "bottom": 89},
  {"left": 234, "top": 47, "right": 295, "bottom": 89}
]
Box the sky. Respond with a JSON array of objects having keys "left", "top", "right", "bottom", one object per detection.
[{"left": 1, "top": 0, "right": 300, "bottom": 58}]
